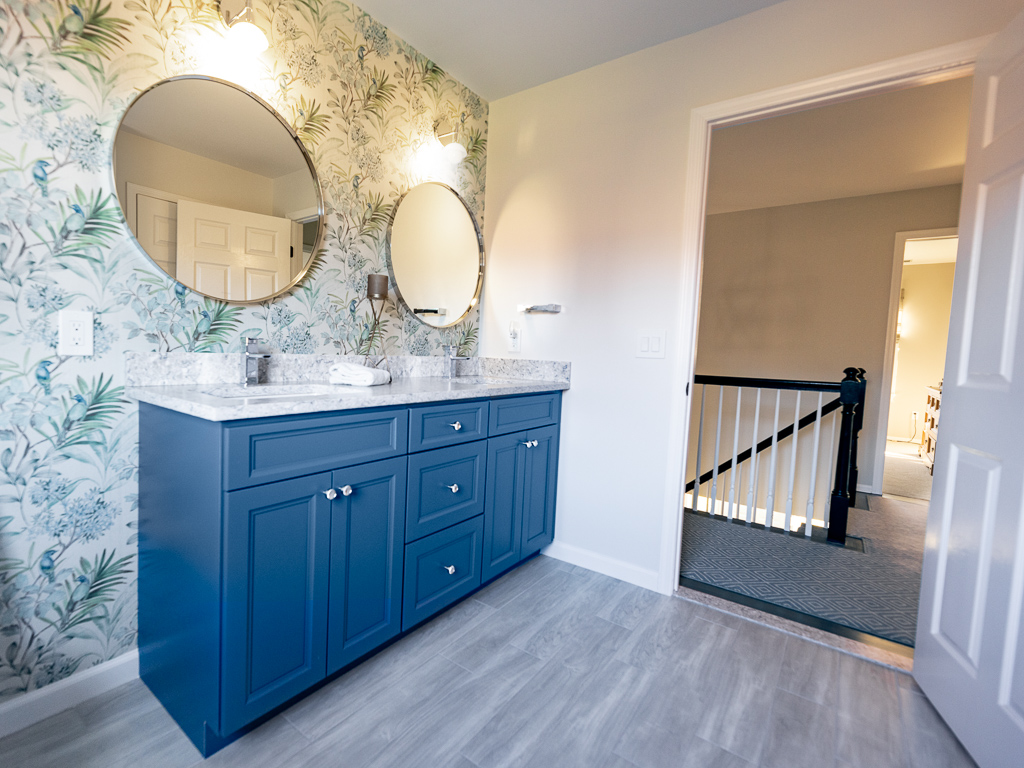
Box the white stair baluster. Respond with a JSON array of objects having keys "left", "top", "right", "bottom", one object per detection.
[
  {"left": 709, "top": 386, "right": 724, "bottom": 516},
  {"left": 746, "top": 388, "right": 762, "bottom": 524},
  {"left": 824, "top": 409, "right": 838, "bottom": 527},
  {"left": 764, "top": 389, "right": 782, "bottom": 529},
  {"left": 805, "top": 392, "right": 824, "bottom": 537},
  {"left": 784, "top": 391, "right": 801, "bottom": 533},
  {"left": 693, "top": 384, "right": 706, "bottom": 512},
  {"left": 728, "top": 388, "right": 742, "bottom": 521}
]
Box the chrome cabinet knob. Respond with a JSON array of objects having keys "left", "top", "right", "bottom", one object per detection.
[
  {"left": 532, "top": 440, "right": 539, "bottom": 448},
  {"left": 323, "top": 488, "right": 338, "bottom": 500},
  {"left": 340, "top": 485, "right": 353, "bottom": 497},
  {"left": 444, "top": 565, "right": 456, "bottom": 575},
  {"left": 449, "top": 421, "right": 462, "bottom": 431},
  {"left": 447, "top": 483, "right": 459, "bottom": 493},
  {"left": 522, "top": 440, "right": 532, "bottom": 447}
]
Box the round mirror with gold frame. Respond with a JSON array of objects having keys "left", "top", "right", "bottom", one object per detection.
[
  {"left": 112, "top": 75, "right": 324, "bottom": 304},
  {"left": 386, "top": 182, "right": 484, "bottom": 328}
]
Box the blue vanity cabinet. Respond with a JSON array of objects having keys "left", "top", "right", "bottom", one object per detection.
[
  {"left": 326, "top": 456, "right": 407, "bottom": 675},
  {"left": 221, "top": 472, "right": 332, "bottom": 734},
  {"left": 138, "top": 389, "right": 562, "bottom": 758},
  {"left": 482, "top": 394, "right": 562, "bottom": 583}
]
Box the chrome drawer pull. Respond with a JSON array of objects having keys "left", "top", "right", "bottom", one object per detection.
[
  {"left": 449, "top": 421, "right": 462, "bottom": 431},
  {"left": 323, "top": 488, "right": 338, "bottom": 500},
  {"left": 522, "top": 440, "right": 539, "bottom": 448},
  {"left": 447, "top": 483, "right": 459, "bottom": 493},
  {"left": 340, "top": 485, "right": 353, "bottom": 497},
  {"left": 444, "top": 565, "right": 456, "bottom": 575}
]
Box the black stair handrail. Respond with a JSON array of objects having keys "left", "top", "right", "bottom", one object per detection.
[
  {"left": 685, "top": 395, "right": 842, "bottom": 492},
  {"left": 694, "top": 374, "right": 842, "bottom": 393}
]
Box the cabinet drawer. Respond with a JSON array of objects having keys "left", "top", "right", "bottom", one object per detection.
[
  {"left": 488, "top": 393, "right": 560, "bottom": 436},
  {"left": 407, "top": 441, "right": 486, "bottom": 542},
  {"left": 224, "top": 408, "right": 408, "bottom": 490},
  {"left": 402, "top": 516, "right": 483, "bottom": 630},
  {"left": 409, "top": 400, "right": 488, "bottom": 452}
]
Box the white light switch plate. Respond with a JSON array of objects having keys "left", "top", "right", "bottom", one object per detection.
[
  {"left": 58, "top": 310, "right": 94, "bottom": 356},
  {"left": 637, "top": 329, "right": 666, "bottom": 358}
]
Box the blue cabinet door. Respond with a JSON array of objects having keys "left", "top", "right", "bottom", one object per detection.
[
  {"left": 522, "top": 425, "right": 559, "bottom": 556},
  {"left": 326, "top": 457, "right": 406, "bottom": 675},
  {"left": 222, "top": 472, "right": 332, "bottom": 734},
  {"left": 482, "top": 431, "right": 526, "bottom": 582}
]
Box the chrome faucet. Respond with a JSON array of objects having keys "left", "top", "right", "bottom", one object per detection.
[
  {"left": 243, "top": 337, "right": 271, "bottom": 387},
  {"left": 441, "top": 345, "right": 468, "bottom": 379}
]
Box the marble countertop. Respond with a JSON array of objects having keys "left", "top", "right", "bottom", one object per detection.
[{"left": 127, "top": 376, "right": 569, "bottom": 422}]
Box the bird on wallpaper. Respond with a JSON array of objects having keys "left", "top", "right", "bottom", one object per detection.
[
  {"left": 35, "top": 360, "right": 52, "bottom": 395},
  {"left": 64, "top": 5, "right": 86, "bottom": 34},
  {"left": 174, "top": 282, "right": 188, "bottom": 308},
  {"left": 352, "top": 174, "right": 361, "bottom": 190},
  {"left": 32, "top": 160, "right": 50, "bottom": 197},
  {"left": 61, "top": 204, "right": 86, "bottom": 239},
  {"left": 39, "top": 550, "right": 56, "bottom": 583},
  {"left": 194, "top": 310, "right": 212, "bottom": 338},
  {"left": 67, "top": 574, "right": 90, "bottom": 613},
  {"left": 63, "top": 394, "right": 88, "bottom": 432},
  {"left": 348, "top": 298, "right": 358, "bottom": 318},
  {"left": 357, "top": 45, "right": 365, "bottom": 61}
]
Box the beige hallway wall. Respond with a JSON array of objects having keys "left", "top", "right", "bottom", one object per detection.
[
  {"left": 887, "top": 262, "right": 956, "bottom": 441},
  {"left": 694, "top": 185, "right": 962, "bottom": 490}
]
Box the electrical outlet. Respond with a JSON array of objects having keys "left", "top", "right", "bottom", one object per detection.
[
  {"left": 508, "top": 321, "right": 522, "bottom": 353},
  {"left": 58, "top": 310, "right": 94, "bottom": 356}
]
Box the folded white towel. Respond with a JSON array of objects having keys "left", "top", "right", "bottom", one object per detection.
[{"left": 328, "top": 362, "right": 391, "bottom": 386}]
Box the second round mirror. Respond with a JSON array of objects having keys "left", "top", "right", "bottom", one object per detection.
[{"left": 387, "top": 183, "right": 484, "bottom": 328}]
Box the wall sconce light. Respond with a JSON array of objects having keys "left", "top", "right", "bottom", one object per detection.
[
  {"left": 364, "top": 274, "right": 390, "bottom": 370},
  {"left": 223, "top": 0, "right": 268, "bottom": 54},
  {"left": 434, "top": 117, "right": 467, "bottom": 163}
]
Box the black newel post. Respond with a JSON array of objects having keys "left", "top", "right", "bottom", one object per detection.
[
  {"left": 828, "top": 368, "right": 862, "bottom": 545},
  {"left": 847, "top": 368, "right": 867, "bottom": 501}
]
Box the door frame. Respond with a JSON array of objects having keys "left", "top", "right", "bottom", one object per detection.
[
  {"left": 871, "top": 226, "right": 959, "bottom": 494},
  {"left": 658, "top": 36, "right": 990, "bottom": 595}
]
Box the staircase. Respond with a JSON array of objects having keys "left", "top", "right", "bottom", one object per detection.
[{"left": 686, "top": 368, "right": 866, "bottom": 544}]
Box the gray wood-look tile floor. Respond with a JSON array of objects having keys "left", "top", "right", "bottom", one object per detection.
[{"left": 0, "top": 556, "right": 977, "bottom": 768}]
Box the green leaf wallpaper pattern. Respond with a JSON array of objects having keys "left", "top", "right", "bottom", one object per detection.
[{"left": 0, "top": 0, "right": 487, "bottom": 701}]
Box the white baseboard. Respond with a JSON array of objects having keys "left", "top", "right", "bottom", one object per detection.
[
  {"left": 542, "top": 541, "right": 660, "bottom": 592},
  {"left": 0, "top": 649, "right": 140, "bottom": 739}
]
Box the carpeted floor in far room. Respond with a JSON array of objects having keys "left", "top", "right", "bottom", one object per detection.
[
  {"left": 679, "top": 495, "right": 928, "bottom": 647},
  {"left": 883, "top": 439, "right": 933, "bottom": 500}
]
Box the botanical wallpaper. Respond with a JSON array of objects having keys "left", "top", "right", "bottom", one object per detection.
[{"left": 0, "top": 0, "right": 487, "bottom": 701}]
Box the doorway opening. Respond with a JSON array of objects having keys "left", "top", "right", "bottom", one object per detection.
[
  {"left": 678, "top": 73, "right": 972, "bottom": 651},
  {"left": 881, "top": 230, "right": 958, "bottom": 502}
]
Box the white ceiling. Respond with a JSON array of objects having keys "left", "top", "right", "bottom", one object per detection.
[
  {"left": 119, "top": 78, "right": 306, "bottom": 179},
  {"left": 705, "top": 75, "right": 974, "bottom": 215},
  {"left": 351, "top": 0, "right": 788, "bottom": 101}
]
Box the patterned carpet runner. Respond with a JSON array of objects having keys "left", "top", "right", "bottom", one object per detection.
[{"left": 680, "top": 496, "right": 926, "bottom": 646}]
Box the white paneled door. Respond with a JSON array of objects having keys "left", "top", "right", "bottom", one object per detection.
[
  {"left": 176, "top": 200, "right": 293, "bottom": 301},
  {"left": 915, "top": 9, "right": 1024, "bottom": 767}
]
